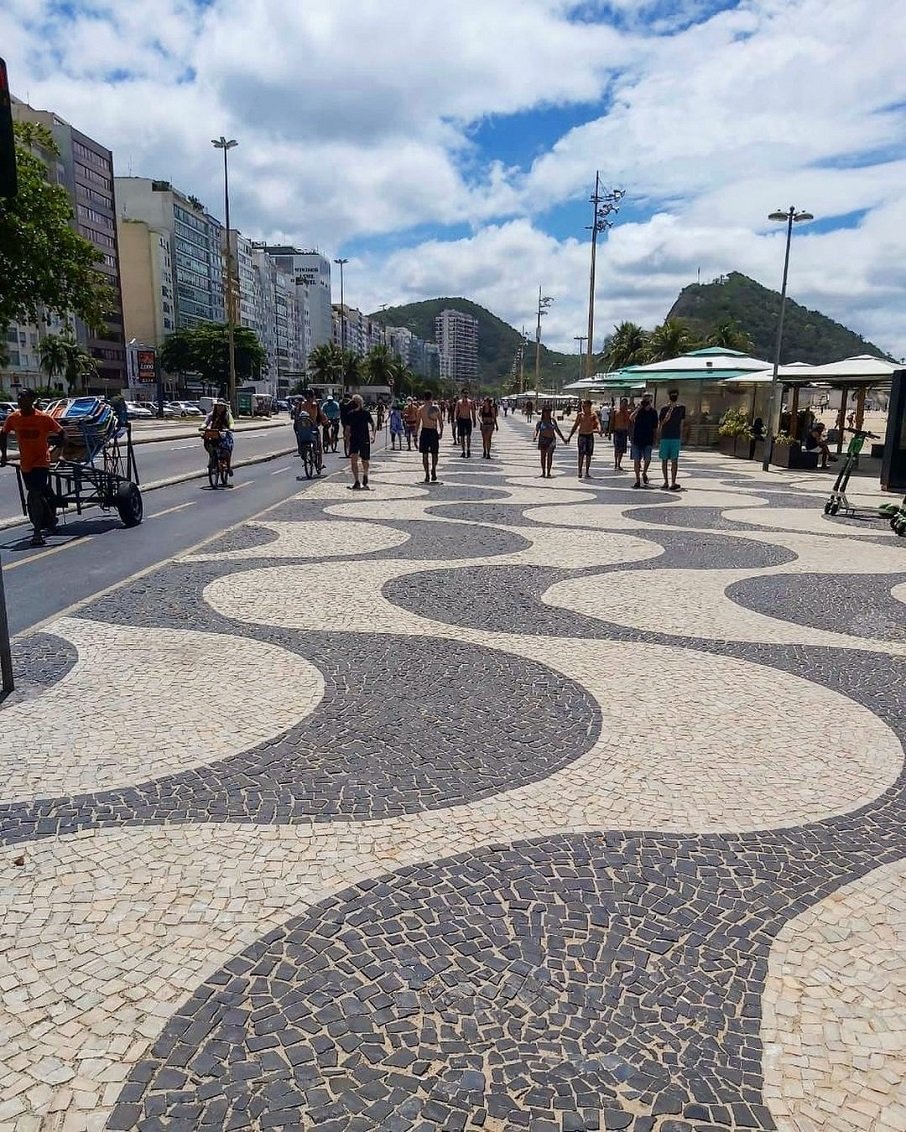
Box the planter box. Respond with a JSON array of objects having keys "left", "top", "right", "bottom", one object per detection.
[
  {"left": 752, "top": 439, "right": 765, "bottom": 464},
  {"left": 718, "top": 435, "right": 737, "bottom": 456},
  {"left": 771, "top": 444, "right": 820, "bottom": 469}
]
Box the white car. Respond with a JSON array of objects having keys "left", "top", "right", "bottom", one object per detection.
[
  {"left": 124, "top": 402, "right": 153, "bottom": 419},
  {"left": 168, "top": 401, "right": 204, "bottom": 417}
]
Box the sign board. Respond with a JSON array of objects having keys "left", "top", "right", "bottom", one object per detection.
[{"left": 137, "top": 349, "right": 156, "bottom": 384}]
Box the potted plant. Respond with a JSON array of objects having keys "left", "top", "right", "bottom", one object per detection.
[
  {"left": 770, "top": 432, "right": 801, "bottom": 468},
  {"left": 717, "top": 407, "right": 750, "bottom": 457}
]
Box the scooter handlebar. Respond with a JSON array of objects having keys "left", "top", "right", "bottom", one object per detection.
[{"left": 844, "top": 427, "right": 880, "bottom": 439}]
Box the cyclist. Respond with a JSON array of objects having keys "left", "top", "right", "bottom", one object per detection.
[
  {"left": 300, "top": 390, "right": 325, "bottom": 470},
  {"left": 294, "top": 410, "right": 320, "bottom": 478},
  {"left": 321, "top": 393, "right": 341, "bottom": 451},
  {"left": 0, "top": 389, "right": 64, "bottom": 546},
  {"left": 201, "top": 400, "right": 235, "bottom": 479}
]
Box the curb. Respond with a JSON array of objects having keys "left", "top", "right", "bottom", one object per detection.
[{"left": 0, "top": 446, "right": 297, "bottom": 534}]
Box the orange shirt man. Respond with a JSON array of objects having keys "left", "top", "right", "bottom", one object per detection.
[{"left": 1, "top": 390, "right": 64, "bottom": 545}]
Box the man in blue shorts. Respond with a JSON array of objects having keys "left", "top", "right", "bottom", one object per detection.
[
  {"left": 658, "top": 388, "right": 685, "bottom": 491},
  {"left": 629, "top": 393, "right": 658, "bottom": 489}
]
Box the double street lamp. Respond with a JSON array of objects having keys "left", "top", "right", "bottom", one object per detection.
[
  {"left": 211, "top": 136, "right": 238, "bottom": 411},
  {"left": 334, "top": 257, "right": 349, "bottom": 354},
  {"left": 573, "top": 335, "right": 587, "bottom": 385},
  {"left": 762, "top": 206, "right": 814, "bottom": 470},
  {"left": 534, "top": 286, "right": 553, "bottom": 392}
]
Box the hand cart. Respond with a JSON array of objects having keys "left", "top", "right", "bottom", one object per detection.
[{"left": 14, "top": 398, "right": 143, "bottom": 529}]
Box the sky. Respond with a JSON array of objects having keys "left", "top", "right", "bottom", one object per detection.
[{"left": 3, "top": 0, "right": 906, "bottom": 358}]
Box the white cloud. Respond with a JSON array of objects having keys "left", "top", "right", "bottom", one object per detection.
[{"left": 3, "top": 0, "right": 906, "bottom": 357}]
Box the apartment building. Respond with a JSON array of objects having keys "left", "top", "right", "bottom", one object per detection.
[
  {"left": 250, "top": 248, "right": 305, "bottom": 393},
  {"left": 434, "top": 308, "right": 479, "bottom": 386},
  {"left": 8, "top": 97, "right": 126, "bottom": 390},
  {"left": 116, "top": 177, "right": 226, "bottom": 331},
  {"left": 261, "top": 247, "right": 332, "bottom": 356}
]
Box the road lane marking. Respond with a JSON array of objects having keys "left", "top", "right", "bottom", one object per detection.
[
  {"left": 3, "top": 536, "right": 93, "bottom": 571},
  {"left": 168, "top": 444, "right": 197, "bottom": 451},
  {"left": 270, "top": 465, "right": 293, "bottom": 475},
  {"left": 230, "top": 481, "right": 253, "bottom": 491},
  {"left": 149, "top": 502, "right": 197, "bottom": 519}
]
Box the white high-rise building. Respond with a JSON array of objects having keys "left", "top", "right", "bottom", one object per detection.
[
  {"left": 262, "top": 247, "right": 332, "bottom": 358},
  {"left": 434, "top": 308, "right": 479, "bottom": 386}
]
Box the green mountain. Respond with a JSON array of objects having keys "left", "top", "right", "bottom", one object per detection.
[
  {"left": 667, "top": 272, "right": 890, "bottom": 365},
  {"left": 369, "top": 297, "right": 576, "bottom": 390}
]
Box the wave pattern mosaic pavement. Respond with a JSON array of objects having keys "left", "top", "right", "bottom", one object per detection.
[{"left": 1, "top": 418, "right": 905, "bottom": 1132}]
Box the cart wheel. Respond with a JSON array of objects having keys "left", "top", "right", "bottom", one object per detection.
[{"left": 116, "top": 482, "right": 143, "bottom": 527}]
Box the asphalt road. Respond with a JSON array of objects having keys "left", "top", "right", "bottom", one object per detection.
[
  {"left": 0, "top": 432, "right": 381, "bottom": 637},
  {"left": 0, "top": 422, "right": 296, "bottom": 525}
]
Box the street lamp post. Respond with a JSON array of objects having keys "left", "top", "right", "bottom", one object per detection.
[
  {"left": 534, "top": 286, "right": 553, "bottom": 394},
  {"left": 211, "top": 136, "right": 238, "bottom": 411},
  {"left": 334, "top": 257, "right": 349, "bottom": 357},
  {"left": 762, "top": 206, "right": 814, "bottom": 470},
  {"left": 573, "top": 335, "right": 587, "bottom": 386},
  {"left": 586, "top": 173, "right": 625, "bottom": 387}
]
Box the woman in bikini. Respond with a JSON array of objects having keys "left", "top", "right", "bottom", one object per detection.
[
  {"left": 479, "top": 397, "right": 498, "bottom": 458},
  {"left": 533, "top": 404, "right": 566, "bottom": 478}
]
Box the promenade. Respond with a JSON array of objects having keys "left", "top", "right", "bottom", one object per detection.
[{"left": 1, "top": 416, "right": 904, "bottom": 1132}]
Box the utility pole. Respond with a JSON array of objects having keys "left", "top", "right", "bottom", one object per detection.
[
  {"left": 534, "top": 287, "right": 553, "bottom": 394},
  {"left": 586, "top": 173, "right": 625, "bottom": 386}
]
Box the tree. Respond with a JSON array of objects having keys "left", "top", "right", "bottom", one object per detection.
[
  {"left": 160, "top": 323, "right": 267, "bottom": 391},
  {"left": 63, "top": 338, "right": 97, "bottom": 394},
  {"left": 603, "top": 321, "right": 649, "bottom": 371},
  {"left": 645, "top": 318, "right": 699, "bottom": 362},
  {"left": 38, "top": 333, "right": 69, "bottom": 389},
  {"left": 306, "top": 343, "right": 343, "bottom": 387},
  {"left": 0, "top": 122, "right": 113, "bottom": 335},
  {"left": 705, "top": 317, "right": 755, "bottom": 354},
  {"left": 364, "top": 343, "right": 395, "bottom": 387},
  {"left": 340, "top": 349, "right": 363, "bottom": 391}
]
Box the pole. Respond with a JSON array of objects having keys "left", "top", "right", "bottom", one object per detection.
[
  {"left": 762, "top": 208, "right": 795, "bottom": 471},
  {"left": 574, "top": 336, "right": 587, "bottom": 384},
  {"left": 222, "top": 146, "right": 237, "bottom": 413},
  {"left": 534, "top": 285, "right": 543, "bottom": 393},
  {"left": 586, "top": 172, "right": 600, "bottom": 384},
  {"left": 0, "top": 560, "right": 13, "bottom": 696},
  {"left": 519, "top": 327, "right": 526, "bottom": 394}
]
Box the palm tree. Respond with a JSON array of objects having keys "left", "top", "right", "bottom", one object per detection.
[
  {"left": 365, "top": 343, "right": 395, "bottom": 387},
  {"left": 62, "top": 337, "right": 97, "bottom": 393},
  {"left": 603, "top": 321, "right": 649, "bottom": 371},
  {"left": 38, "top": 333, "right": 69, "bottom": 390},
  {"left": 307, "top": 343, "right": 343, "bottom": 386},
  {"left": 706, "top": 318, "right": 755, "bottom": 354},
  {"left": 645, "top": 318, "right": 699, "bottom": 363},
  {"left": 340, "top": 349, "right": 363, "bottom": 391}
]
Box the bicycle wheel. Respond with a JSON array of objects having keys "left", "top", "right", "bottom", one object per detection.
[
  {"left": 218, "top": 458, "right": 230, "bottom": 488},
  {"left": 302, "top": 446, "right": 315, "bottom": 479},
  {"left": 208, "top": 453, "right": 221, "bottom": 489},
  {"left": 329, "top": 426, "right": 339, "bottom": 452}
]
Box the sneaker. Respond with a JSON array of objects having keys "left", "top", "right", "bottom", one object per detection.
[
  {"left": 670, "top": 483, "right": 682, "bottom": 492},
  {"left": 662, "top": 481, "right": 670, "bottom": 490},
  {"left": 362, "top": 476, "right": 369, "bottom": 487},
  {"left": 643, "top": 473, "right": 649, "bottom": 485},
  {"left": 431, "top": 473, "right": 438, "bottom": 482},
  {"left": 632, "top": 482, "right": 641, "bottom": 489},
  {"left": 349, "top": 482, "right": 362, "bottom": 491},
  {"left": 423, "top": 475, "right": 431, "bottom": 483},
  {"left": 29, "top": 534, "right": 46, "bottom": 547}
]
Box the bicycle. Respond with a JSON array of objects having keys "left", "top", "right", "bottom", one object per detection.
[
  {"left": 325, "top": 419, "right": 340, "bottom": 453},
  {"left": 204, "top": 429, "right": 230, "bottom": 489},
  {"left": 298, "top": 436, "right": 318, "bottom": 479}
]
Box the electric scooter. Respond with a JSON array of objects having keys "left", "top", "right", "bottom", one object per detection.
[{"left": 823, "top": 427, "right": 879, "bottom": 517}]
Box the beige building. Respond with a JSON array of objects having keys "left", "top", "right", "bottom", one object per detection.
[{"left": 116, "top": 218, "right": 176, "bottom": 347}]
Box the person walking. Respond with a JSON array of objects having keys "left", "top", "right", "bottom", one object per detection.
[
  {"left": 346, "top": 394, "right": 376, "bottom": 490},
  {"left": 455, "top": 390, "right": 476, "bottom": 458},
  {"left": 478, "top": 397, "right": 498, "bottom": 458},
  {"left": 658, "top": 388, "right": 686, "bottom": 491},
  {"left": 389, "top": 403, "right": 405, "bottom": 450},
  {"left": 630, "top": 393, "right": 659, "bottom": 489},
  {"left": 403, "top": 398, "right": 419, "bottom": 450},
  {"left": 0, "top": 390, "right": 64, "bottom": 546},
  {"left": 533, "top": 404, "right": 566, "bottom": 478},
  {"left": 417, "top": 391, "right": 444, "bottom": 483},
  {"left": 611, "top": 397, "right": 631, "bottom": 471},
  {"left": 447, "top": 397, "right": 457, "bottom": 445},
  {"left": 566, "top": 399, "right": 602, "bottom": 479}
]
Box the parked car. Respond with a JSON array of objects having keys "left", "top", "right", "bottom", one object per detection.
[
  {"left": 123, "top": 402, "right": 153, "bottom": 420},
  {"left": 168, "top": 400, "right": 204, "bottom": 417},
  {"left": 0, "top": 401, "right": 18, "bottom": 421},
  {"left": 140, "top": 402, "right": 176, "bottom": 419}
]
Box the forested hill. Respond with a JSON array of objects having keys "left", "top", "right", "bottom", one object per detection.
[
  {"left": 667, "top": 272, "right": 889, "bottom": 364},
  {"left": 370, "top": 297, "right": 573, "bottom": 388}
]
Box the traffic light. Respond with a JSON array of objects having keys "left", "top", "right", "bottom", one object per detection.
[{"left": 0, "top": 58, "right": 17, "bottom": 198}]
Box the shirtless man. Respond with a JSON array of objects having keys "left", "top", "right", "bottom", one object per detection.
[
  {"left": 402, "top": 398, "right": 419, "bottom": 450},
  {"left": 417, "top": 391, "right": 444, "bottom": 483},
  {"left": 454, "top": 391, "right": 477, "bottom": 458},
  {"left": 566, "top": 399, "right": 602, "bottom": 478}
]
